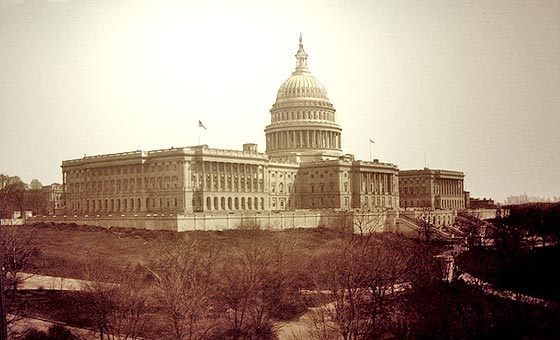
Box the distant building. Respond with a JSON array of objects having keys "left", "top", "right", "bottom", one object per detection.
[
  {"left": 42, "top": 183, "right": 63, "bottom": 215},
  {"left": 399, "top": 168, "right": 466, "bottom": 210},
  {"left": 469, "top": 197, "right": 496, "bottom": 209}
]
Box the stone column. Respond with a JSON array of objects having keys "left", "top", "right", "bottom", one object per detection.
[
  {"left": 337, "top": 133, "right": 341, "bottom": 149},
  {"left": 247, "top": 164, "right": 251, "bottom": 192},
  {"left": 310, "top": 130, "right": 314, "bottom": 148},
  {"left": 208, "top": 162, "right": 213, "bottom": 191},
  {"left": 201, "top": 163, "right": 206, "bottom": 190}
]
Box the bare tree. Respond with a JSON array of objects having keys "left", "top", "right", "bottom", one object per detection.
[
  {"left": 353, "top": 211, "right": 384, "bottom": 236},
  {"left": 81, "top": 258, "right": 152, "bottom": 340},
  {"left": 310, "top": 233, "right": 415, "bottom": 340},
  {"left": 148, "top": 238, "right": 218, "bottom": 340},
  {"left": 416, "top": 213, "right": 435, "bottom": 244},
  {"left": 28, "top": 179, "right": 42, "bottom": 191},
  {"left": 0, "top": 228, "right": 39, "bottom": 290},
  {"left": 0, "top": 227, "right": 40, "bottom": 339},
  {"left": 0, "top": 175, "right": 26, "bottom": 219},
  {"left": 216, "top": 231, "right": 302, "bottom": 340},
  {"left": 23, "top": 189, "right": 45, "bottom": 216}
]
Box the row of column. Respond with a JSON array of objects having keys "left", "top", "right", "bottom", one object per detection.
[
  {"left": 71, "top": 197, "right": 143, "bottom": 214},
  {"left": 441, "top": 199, "right": 464, "bottom": 209},
  {"left": 272, "top": 110, "right": 335, "bottom": 123},
  {"left": 193, "top": 161, "right": 266, "bottom": 192},
  {"left": 267, "top": 129, "right": 341, "bottom": 150},
  {"left": 206, "top": 196, "right": 265, "bottom": 211},
  {"left": 71, "top": 195, "right": 185, "bottom": 214},
  {"left": 361, "top": 172, "right": 395, "bottom": 194},
  {"left": 439, "top": 179, "right": 463, "bottom": 196}
]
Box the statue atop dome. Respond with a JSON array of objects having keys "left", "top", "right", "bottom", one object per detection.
[{"left": 295, "top": 33, "right": 308, "bottom": 71}]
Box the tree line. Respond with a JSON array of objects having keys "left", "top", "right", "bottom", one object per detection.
[{"left": 0, "top": 174, "right": 46, "bottom": 219}]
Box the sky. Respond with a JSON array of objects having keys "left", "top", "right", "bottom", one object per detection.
[{"left": 1, "top": 0, "right": 559, "bottom": 203}]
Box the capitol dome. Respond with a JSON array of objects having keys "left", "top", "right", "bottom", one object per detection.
[
  {"left": 265, "top": 34, "right": 343, "bottom": 163},
  {"left": 275, "top": 72, "right": 329, "bottom": 102}
]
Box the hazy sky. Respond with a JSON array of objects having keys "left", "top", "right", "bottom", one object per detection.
[{"left": 1, "top": 0, "right": 559, "bottom": 202}]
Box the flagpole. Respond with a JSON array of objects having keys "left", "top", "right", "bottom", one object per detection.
[{"left": 197, "top": 123, "right": 200, "bottom": 145}]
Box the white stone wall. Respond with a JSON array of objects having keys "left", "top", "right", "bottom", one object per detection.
[{"left": 29, "top": 209, "right": 399, "bottom": 233}]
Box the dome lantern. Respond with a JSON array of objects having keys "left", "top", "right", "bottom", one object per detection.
[{"left": 295, "top": 33, "right": 308, "bottom": 71}]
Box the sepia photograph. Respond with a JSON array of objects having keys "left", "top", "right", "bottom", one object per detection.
[{"left": 1, "top": 0, "right": 559, "bottom": 339}]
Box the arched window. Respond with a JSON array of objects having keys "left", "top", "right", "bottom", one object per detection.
[
  {"left": 235, "top": 197, "right": 239, "bottom": 210},
  {"left": 207, "top": 197, "right": 212, "bottom": 210},
  {"left": 260, "top": 198, "right": 265, "bottom": 210},
  {"left": 214, "top": 197, "right": 218, "bottom": 210},
  {"left": 221, "top": 197, "right": 226, "bottom": 210},
  {"left": 241, "top": 197, "right": 246, "bottom": 210},
  {"left": 228, "top": 197, "right": 232, "bottom": 210},
  {"left": 248, "top": 197, "right": 252, "bottom": 210}
]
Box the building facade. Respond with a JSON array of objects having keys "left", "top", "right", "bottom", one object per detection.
[
  {"left": 60, "top": 35, "right": 399, "bottom": 221},
  {"left": 399, "top": 168, "right": 466, "bottom": 209}
]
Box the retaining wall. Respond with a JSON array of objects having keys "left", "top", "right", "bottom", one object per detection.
[{"left": 29, "top": 209, "right": 399, "bottom": 232}]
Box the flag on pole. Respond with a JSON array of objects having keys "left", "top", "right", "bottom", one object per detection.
[
  {"left": 198, "top": 120, "right": 207, "bottom": 130},
  {"left": 369, "top": 138, "right": 375, "bottom": 143}
]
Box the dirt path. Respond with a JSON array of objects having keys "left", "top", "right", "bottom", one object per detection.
[
  {"left": 19, "top": 272, "right": 91, "bottom": 291},
  {"left": 277, "top": 303, "right": 336, "bottom": 340}
]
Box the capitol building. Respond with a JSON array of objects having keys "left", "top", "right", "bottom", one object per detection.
[{"left": 46, "top": 35, "right": 471, "bottom": 232}]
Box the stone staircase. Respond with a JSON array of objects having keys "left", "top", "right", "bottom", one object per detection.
[{"left": 398, "top": 215, "right": 465, "bottom": 241}]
